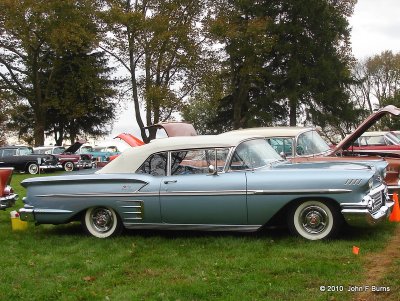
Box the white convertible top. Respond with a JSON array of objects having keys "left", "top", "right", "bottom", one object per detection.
[
  {"left": 98, "top": 134, "right": 260, "bottom": 174},
  {"left": 361, "top": 131, "right": 390, "bottom": 137},
  {"left": 220, "top": 127, "right": 314, "bottom": 138}
]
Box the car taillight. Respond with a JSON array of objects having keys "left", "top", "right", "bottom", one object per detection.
[{"left": 3, "top": 185, "right": 13, "bottom": 196}]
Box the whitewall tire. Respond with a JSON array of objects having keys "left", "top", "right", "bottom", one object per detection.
[
  {"left": 27, "top": 163, "right": 39, "bottom": 175},
  {"left": 288, "top": 200, "right": 342, "bottom": 240},
  {"left": 82, "top": 207, "right": 123, "bottom": 238}
]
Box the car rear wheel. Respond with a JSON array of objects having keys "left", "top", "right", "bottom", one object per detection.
[
  {"left": 82, "top": 207, "right": 123, "bottom": 238},
  {"left": 287, "top": 200, "right": 342, "bottom": 240},
  {"left": 63, "top": 161, "right": 74, "bottom": 172},
  {"left": 27, "top": 163, "right": 39, "bottom": 175}
]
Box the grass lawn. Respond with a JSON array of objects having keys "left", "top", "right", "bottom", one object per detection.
[{"left": 0, "top": 173, "right": 398, "bottom": 300}]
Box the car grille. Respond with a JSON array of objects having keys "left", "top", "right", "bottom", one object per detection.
[{"left": 370, "top": 191, "right": 383, "bottom": 213}]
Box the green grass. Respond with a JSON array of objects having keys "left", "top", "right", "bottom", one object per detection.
[{"left": 0, "top": 173, "right": 398, "bottom": 300}]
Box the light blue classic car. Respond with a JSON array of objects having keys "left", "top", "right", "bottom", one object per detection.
[{"left": 19, "top": 135, "right": 393, "bottom": 240}]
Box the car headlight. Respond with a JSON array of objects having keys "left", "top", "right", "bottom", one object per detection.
[{"left": 369, "top": 178, "right": 373, "bottom": 189}]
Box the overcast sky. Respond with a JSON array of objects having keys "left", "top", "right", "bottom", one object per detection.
[{"left": 104, "top": 0, "right": 400, "bottom": 148}]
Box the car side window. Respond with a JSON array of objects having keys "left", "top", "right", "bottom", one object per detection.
[
  {"left": 1, "top": 149, "right": 17, "bottom": 156},
  {"left": 170, "top": 148, "right": 229, "bottom": 175},
  {"left": 136, "top": 152, "right": 168, "bottom": 176},
  {"left": 266, "top": 138, "right": 293, "bottom": 157}
]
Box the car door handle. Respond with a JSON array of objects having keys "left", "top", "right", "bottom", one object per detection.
[{"left": 164, "top": 180, "right": 177, "bottom": 184}]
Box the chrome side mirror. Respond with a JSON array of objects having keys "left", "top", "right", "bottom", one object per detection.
[
  {"left": 208, "top": 164, "right": 217, "bottom": 175},
  {"left": 279, "top": 152, "right": 287, "bottom": 160}
]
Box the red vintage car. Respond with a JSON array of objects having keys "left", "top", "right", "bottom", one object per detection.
[
  {"left": 33, "top": 140, "right": 93, "bottom": 171},
  {"left": 349, "top": 131, "right": 400, "bottom": 155},
  {"left": 0, "top": 167, "right": 18, "bottom": 210}
]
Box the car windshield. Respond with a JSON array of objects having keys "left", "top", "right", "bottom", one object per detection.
[
  {"left": 53, "top": 147, "right": 65, "bottom": 154},
  {"left": 230, "top": 139, "right": 283, "bottom": 170},
  {"left": 296, "top": 130, "right": 330, "bottom": 156},
  {"left": 80, "top": 146, "right": 93, "bottom": 153},
  {"left": 386, "top": 132, "right": 400, "bottom": 144}
]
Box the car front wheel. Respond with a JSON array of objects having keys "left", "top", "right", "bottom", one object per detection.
[
  {"left": 287, "top": 200, "right": 342, "bottom": 240},
  {"left": 27, "top": 163, "right": 39, "bottom": 174},
  {"left": 63, "top": 161, "right": 74, "bottom": 172},
  {"left": 82, "top": 207, "right": 123, "bottom": 238}
]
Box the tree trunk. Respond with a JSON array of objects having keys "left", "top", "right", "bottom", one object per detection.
[
  {"left": 289, "top": 97, "right": 297, "bottom": 126},
  {"left": 33, "top": 110, "right": 46, "bottom": 146}
]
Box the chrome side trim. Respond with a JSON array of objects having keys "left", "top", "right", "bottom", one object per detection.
[
  {"left": 36, "top": 192, "right": 159, "bottom": 198},
  {"left": 160, "top": 190, "right": 246, "bottom": 196},
  {"left": 34, "top": 209, "right": 74, "bottom": 214},
  {"left": 36, "top": 188, "right": 352, "bottom": 198},
  {"left": 250, "top": 189, "right": 352, "bottom": 195},
  {"left": 123, "top": 223, "right": 261, "bottom": 232}
]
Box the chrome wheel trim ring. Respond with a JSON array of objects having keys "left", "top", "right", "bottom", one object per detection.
[
  {"left": 28, "top": 164, "right": 38, "bottom": 174},
  {"left": 64, "top": 162, "right": 74, "bottom": 171},
  {"left": 299, "top": 205, "right": 328, "bottom": 234},
  {"left": 90, "top": 207, "right": 114, "bottom": 233}
]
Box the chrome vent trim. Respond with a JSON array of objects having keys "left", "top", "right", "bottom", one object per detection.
[
  {"left": 119, "top": 200, "right": 144, "bottom": 220},
  {"left": 345, "top": 179, "right": 362, "bottom": 185}
]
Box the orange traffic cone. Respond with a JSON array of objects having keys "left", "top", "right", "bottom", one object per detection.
[{"left": 389, "top": 192, "right": 400, "bottom": 222}]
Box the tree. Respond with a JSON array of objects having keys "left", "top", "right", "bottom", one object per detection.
[
  {"left": 190, "top": 0, "right": 357, "bottom": 133},
  {"left": 99, "top": 0, "right": 206, "bottom": 142},
  {"left": 0, "top": 0, "right": 104, "bottom": 145},
  {"left": 45, "top": 50, "right": 117, "bottom": 145},
  {"left": 351, "top": 50, "right": 400, "bottom": 113},
  {"left": 206, "top": 0, "right": 279, "bottom": 130},
  {"left": 263, "top": 0, "right": 356, "bottom": 127}
]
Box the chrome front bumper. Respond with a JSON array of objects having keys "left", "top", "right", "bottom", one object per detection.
[
  {"left": 39, "top": 164, "right": 57, "bottom": 170},
  {"left": 0, "top": 193, "right": 18, "bottom": 210},
  {"left": 341, "top": 184, "right": 394, "bottom": 227}
]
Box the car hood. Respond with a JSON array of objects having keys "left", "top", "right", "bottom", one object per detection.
[
  {"left": 332, "top": 105, "right": 400, "bottom": 154},
  {"left": 64, "top": 139, "right": 86, "bottom": 154},
  {"left": 145, "top": 122, "right": 197, "bottom": 137},
  {"left": 115, "top": 134, "right": 145, "bottom": 147},
  {"left": 273, "top": 161, "right": 376, "bottom": 172}
]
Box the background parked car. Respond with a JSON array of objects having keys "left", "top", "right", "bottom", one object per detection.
[
  {"left": 348, "top": 131, "right": 400, "bottom": 156},
  {"left": 77, "top": 145, "right": 121, "bottom": 167},
  {"left": 0, "top": 167, "right": 18, "bottom": 210},
  {"left": 221, "top": 105, "right": 400, "bottom": 195},
  {"left": 0, "top": 146, "right": 58, "bottom": 174},
  {"left": 34, "top": 142, "right": 93, "bottom": 171}
]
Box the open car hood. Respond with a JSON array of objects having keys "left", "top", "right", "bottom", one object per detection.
[
  {"left": 115, "top": 134, "right": 145, "bottom": 147},
  {"left": 332, "top": 105, "right": 400, "bottom": 154},
  {"left": 64, "top": 139, "right": 87, "bottom": 154},
  {"left": 117, "top": 122, "right": 197, "bottom": 147},
  {"left": 145, "top": 122, "right": 197, "bottom": 137}
]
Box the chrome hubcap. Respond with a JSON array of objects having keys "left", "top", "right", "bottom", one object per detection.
[
  {"left": 29, "top": 165, "right": 38, "bottom": 174},
  {"left": 299, "top": 206, "right": 328, "bottom": 234},
  {"left": 91, "top": 208, "right": 114, "bottom": 233}
]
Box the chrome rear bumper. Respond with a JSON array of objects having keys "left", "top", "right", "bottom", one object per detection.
[{"left": 0, "top": 193, "right": 18, "bottom": 210}]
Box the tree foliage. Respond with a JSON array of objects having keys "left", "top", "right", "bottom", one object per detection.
[
  {"left": 351, "top": 50, "right": 400, "bottom": 113},
  {"left": 0, "top": 0, "right": 115, "bottom": 145},
  {"left": 100, "top": 0, "right": 207, "bottom": 142},
  {"left": 184, "top": 0, "right": 358, "bottom": 134}
]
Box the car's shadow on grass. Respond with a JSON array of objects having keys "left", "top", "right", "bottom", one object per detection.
[{"left": 32, "top": 221, "right": 398, "bottom": 243}]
